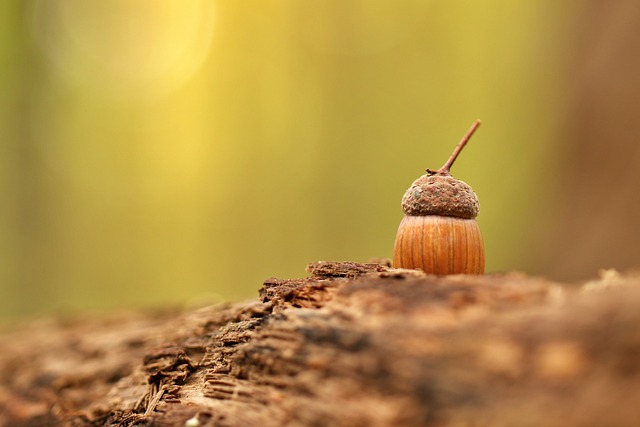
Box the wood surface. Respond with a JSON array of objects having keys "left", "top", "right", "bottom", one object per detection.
[{"left": 1, "top": 262, "right": 640, "bottom": 426}]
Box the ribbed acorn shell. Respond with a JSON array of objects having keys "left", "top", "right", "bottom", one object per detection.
[{"left": 393, "top": 215, "right": 484, "bottom": 275}]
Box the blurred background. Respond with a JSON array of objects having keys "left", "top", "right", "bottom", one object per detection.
[{"left": 1, "top": 1, "right": 639, "bottom": 320}]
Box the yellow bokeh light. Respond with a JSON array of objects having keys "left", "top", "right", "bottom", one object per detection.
[{"left": 31, "top": 0, "right": 215, "bottom": 98}]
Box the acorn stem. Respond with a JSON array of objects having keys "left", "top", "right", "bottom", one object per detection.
[{"left": 427, "top": 119, "right": 481, "bottom": 175}]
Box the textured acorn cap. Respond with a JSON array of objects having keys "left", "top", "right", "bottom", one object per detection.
[{"left": 401, "top": 173, "right": 479, "bottom": 219}]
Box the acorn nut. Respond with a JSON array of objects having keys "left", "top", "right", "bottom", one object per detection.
[{"left": 393, "top": 120, "right": 485, "bottom": 275}]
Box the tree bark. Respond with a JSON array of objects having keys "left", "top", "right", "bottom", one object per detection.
[
  {"left": 535, "top": 0, "right": 640, "bottom": 281},
  {"left": 1, "top": 262, "right": 640, "bottom": 426}
]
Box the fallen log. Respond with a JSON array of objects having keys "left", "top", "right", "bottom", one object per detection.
[{"left": 1, "top": 262, "right": 639, "bottom": 426}]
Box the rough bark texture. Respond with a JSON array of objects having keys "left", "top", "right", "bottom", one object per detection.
[{"left": 1, "top": 262, "right": 640, "bottom": 426}]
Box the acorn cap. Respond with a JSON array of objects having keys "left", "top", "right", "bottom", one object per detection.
[{"left": 401, "top": 173, "right": 479, "bottom": 219}]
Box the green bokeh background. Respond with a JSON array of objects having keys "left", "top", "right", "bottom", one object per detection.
[{"left": 0, "top": 1, "right": 573, "bottom": 319}]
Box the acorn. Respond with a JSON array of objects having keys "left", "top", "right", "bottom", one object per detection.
[{"left": 393, "top": 120, "right": 484, "bottom": 275}]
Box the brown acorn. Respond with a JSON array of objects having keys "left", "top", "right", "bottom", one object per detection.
[{"left": 393, "top": 120, "right": 485, "bottom": 275}]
